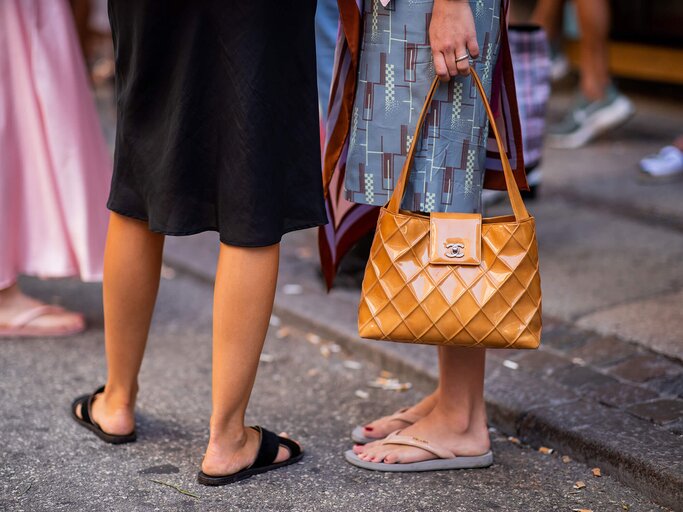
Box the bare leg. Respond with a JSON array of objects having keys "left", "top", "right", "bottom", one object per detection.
[
  {"left": 575, "top": 0, "right": 611, "bottom": 100},
  {"left": 75, "top": 212, "right": 164, "bottom": 435},
  {"left": 201, "top": 243, "right": 293, "bottom": 476},
  {"left": 355, "top": 346, "right": 489, "bottom": 463},
  {"left": 530, "top": 0, "right": 565, "bottom": 40}
]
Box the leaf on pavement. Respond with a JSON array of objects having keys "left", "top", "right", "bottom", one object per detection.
[
  {"left": 592, "top": 467, "right": 602, "bottom": 477},
  {"left": 507, "top": 436, "right": 521, "bottom": 445},
  {"left": 562, "top": 455, "right": 571, "bottom": 463},
  {"left": 573, "top": 481, "right": 586, "bottom": 490},
  {"left": 343, "top": 360, "right": 362, "bottom": 370},
  {"left": 355, "top": 389, "right": 369, "bottom": 399},
  {"left": 368, "top": 376, "right": 412, "bottom": 391},
  {"left": 282, "top": 284, "right": 303, "bottom": 295},
  {"left": 538, "top": 446, "right": 553, "bottom": 455},
  {"left": 149, "top": 479, "right": 200, "bottom": 499},
  {"left": 276, "top": 327, "right": 291, "bottom": 339},
  {"left": 571, "top": 509, "right": 592, "bottom": 512},
  {"left": 502, "top": 359, "right": 519, "bottom": 370},
  {"left": 305, "top": 333, "right": 321, "bottom": 345}
]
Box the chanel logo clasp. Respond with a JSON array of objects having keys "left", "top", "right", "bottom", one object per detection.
[{"left": 445, "top": 243, "right": 465, "bottom": 259}]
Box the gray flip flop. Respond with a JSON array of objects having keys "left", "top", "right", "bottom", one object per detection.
[
  {"left": 344, "top": 431, "right": 493, "bottom": 472},
  {"left": 351, "top": 407, "right": 422, "bottom": 444}
]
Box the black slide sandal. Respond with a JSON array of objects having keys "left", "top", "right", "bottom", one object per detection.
[
  {"left": 70, "top": 385, "right": 137, "bottom": 444},
  {"left": 197, "top": 426, "right": 304, "bottom": 486}
]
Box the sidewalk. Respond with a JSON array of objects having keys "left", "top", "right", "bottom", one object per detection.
[
  {"left": 161, "top": 89, "right": 683, "bottom": 510},
  {"left": 1, "top": 262, "right": 669, "bottom": 511}
]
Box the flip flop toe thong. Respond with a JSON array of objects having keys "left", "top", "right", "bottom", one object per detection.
[
  {"left": 70, "top": 385, "right": 137, "bottom": 444},
  {"left": 197, "top": 426, "right": 304, "bottom": 486},
  {"left": 0, "top": 305, "right": 85, "bottom": 338}
]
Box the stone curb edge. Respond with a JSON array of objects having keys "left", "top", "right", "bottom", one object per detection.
[
  {"left": 164, "top": 253, "right": 682, "bottom": 511},
  {"left": 271, "top": 300, "right": 683, "bottom": 512}
]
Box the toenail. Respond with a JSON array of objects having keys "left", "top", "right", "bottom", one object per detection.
[{"left": 364, "top": 426, "right": 374, "bottom": 431}]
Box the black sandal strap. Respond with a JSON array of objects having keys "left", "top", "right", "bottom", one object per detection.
[
  {"left": 276, "top": 435, "right": 302, "bottom": 459},
  {"left": 76, "top": 395, "right": 92, "bottom": 424},
  {"left": 251, "top": 427, "right": 280, "bottom": 468},
  {"left": 81, "top": 385, "right": 105, "bottom": 426}
]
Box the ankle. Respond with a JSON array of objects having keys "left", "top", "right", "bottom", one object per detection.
[
  {"left": 103, "top": 382, "right": 138, "bottom": 410},
  {"left": 209, "top": 419, "right": 249, "bottom": 448},
  {"left": 432, "top": 401, "right": 488, "bottom": 434}
]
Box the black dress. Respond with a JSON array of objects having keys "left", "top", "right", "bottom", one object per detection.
[{"left": 107, "top": 1, "right": 327, "bottom": 246}]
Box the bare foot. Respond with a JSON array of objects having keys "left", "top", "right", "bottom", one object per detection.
[
  {"left": 0, "top": 284, "right": 85, "bottom": 336},
  {"left": 74, "top": 388, "right": 136, "bottom": 436},
  {"left": 353, "top": 405, "right": 490, "bottom": 464},
  {"left": 201, "top": 427, "right": 301, "bottom": 477},
  {"left": 358, "top": 392, "right": 438, "bottom": 441}
]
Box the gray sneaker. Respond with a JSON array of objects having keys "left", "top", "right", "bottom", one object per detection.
[{"left": 547, "top": 85, "right": 635, "bottom": 149}]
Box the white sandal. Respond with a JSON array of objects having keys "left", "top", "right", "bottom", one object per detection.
[{"left": 345, "top": 430, "right": 493, "bottom": 472}]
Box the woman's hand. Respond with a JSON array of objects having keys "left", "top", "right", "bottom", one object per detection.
[{"left": 430, "top": 0, "right": 480, "bottom": 81}]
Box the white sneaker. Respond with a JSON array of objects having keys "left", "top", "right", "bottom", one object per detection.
[{"left": 639, "top": 146, "right": 683, "bottom": 183}]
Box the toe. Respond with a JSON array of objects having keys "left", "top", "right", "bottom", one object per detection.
[{"left": 383, "top": 453, "right": 400, "bottom": 464}]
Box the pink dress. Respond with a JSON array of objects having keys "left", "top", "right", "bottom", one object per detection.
[{"left": 0, "top": 0, "right": 112, "bottom": 289}]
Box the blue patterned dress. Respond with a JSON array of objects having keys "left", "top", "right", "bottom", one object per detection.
[{"left": 345, "top": 0, "right": 502, "bottom": 213}]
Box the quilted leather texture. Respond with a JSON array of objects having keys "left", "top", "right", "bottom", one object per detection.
[{"left": 358, "top": 208, "right": 542, "bottom": 349}]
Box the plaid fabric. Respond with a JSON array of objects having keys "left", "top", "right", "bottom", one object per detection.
[{"left": 508, "top": 25, "right": 551, "bottom": 168}]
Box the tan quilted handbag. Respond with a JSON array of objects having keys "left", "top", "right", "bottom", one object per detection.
[{"left": 358, "top": 70, "right": 542, "bottom": 349}]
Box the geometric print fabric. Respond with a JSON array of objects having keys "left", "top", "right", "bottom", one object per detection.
[{"left": 346, "top": 0, "right": 503, "bottom": 213}]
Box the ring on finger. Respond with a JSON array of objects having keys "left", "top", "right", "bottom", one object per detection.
[{"left": 455, "top": 53, "right": 470, "bottom": 63}]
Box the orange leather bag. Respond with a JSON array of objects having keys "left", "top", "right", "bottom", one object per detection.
[{"left": 358, "top": 69, "right": 542, "bottom": 349}]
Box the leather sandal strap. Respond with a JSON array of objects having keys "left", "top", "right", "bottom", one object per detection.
[
  {"left": 9, "top": 305, "right": 65, "bottom": 328},
  {"left": 250, "top": 426, "right": 280, "bottom": 468},
  {"left": 82, "top": 386, "right": 106, "bottom": 426},
  {"left": 379, "top": 430, "right": 455, "bottom": 460}
]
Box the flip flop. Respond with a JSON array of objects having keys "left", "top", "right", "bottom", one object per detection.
[
  {"left": 0, "top": 305, "right": 85, "bottom": 338},
  {"left": 70, "top": 385, "right": 137, "bottom": 444},
  {"left": 351, "top": 407, "right": 422, "bottom": 444},
  {"left": 344, "top": 431, "right": 493, "bottom": 472},
  {"left": 197, "top": 426, "right": 304, "bottom": 486}
]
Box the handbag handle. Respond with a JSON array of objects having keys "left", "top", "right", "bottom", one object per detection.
[{"left": 386, "top": 69, "right": 530, "bottom": 222}]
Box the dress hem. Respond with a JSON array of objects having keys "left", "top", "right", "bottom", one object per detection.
[{"left": 107, "top": 205, "right": 328, "bottom": 248}]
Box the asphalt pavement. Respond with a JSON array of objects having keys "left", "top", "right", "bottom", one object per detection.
[{"left": 0, "top": 268, "right": 669, "bottom": 511}]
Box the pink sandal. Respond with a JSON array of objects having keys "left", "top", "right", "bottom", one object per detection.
[{"left": 0, "top": 305, "right": 85, "bottom": 338}]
